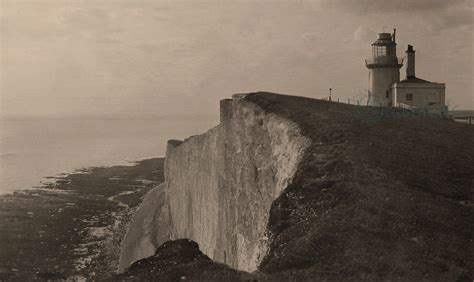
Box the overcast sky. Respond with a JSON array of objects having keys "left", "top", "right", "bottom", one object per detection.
[{"left": 1, "top": 0, "right": 472, "bottom": 117}]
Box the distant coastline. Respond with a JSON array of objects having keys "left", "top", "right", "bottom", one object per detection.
[
  {"left": 0, "top": 156, "right": 163, "bottom": 196},
  {"left": 0, "top": 115, "right": 218, "bottom": 195}
]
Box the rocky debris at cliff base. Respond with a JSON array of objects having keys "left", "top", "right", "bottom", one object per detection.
[{"left": 114, "top": 239, "right": 256, "bottom": 281}]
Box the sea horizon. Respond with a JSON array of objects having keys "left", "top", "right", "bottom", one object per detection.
[{"left": 0, "top": 114, "right": 218, "bottom": 195}]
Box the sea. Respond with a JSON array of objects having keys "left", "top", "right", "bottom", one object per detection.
[{"left": 0, "top": 115, "right": 218, "bottom": 195}]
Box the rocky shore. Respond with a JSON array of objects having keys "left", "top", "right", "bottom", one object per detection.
[{"left": 0, "top": 158, "right": 164, "bottom": 281}]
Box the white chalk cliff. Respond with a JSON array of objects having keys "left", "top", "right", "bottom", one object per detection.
[{"left": 118, "top": 94, "right": 310, "bottom": 272}]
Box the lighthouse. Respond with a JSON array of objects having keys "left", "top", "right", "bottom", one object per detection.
[{"left": 365, "top": 29, "right": 403, "bottom": 107}]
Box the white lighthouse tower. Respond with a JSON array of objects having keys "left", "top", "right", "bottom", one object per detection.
[{"left": 365, "top": 29, "right": 403, "bottom": 107}]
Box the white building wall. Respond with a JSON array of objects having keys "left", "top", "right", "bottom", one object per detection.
[
  {"left": 392, "top": 82, "right": 446, "bottom": 114},
  {"left": 369, "top": 67, "right": 400, "bottom": 107}
]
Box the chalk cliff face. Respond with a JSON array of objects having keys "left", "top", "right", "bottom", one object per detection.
[{"left": 119, "top": 94, "right": 310, "bottom": 272}]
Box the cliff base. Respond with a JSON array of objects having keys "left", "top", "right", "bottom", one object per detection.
[{"left": 114, "top": 239, "right": 255, "bottom": 281}]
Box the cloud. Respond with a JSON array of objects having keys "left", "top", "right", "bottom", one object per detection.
[
  {"left": 323, "top": 0, "right": 467, "bottom": 13},
  {"left": 352, "top": 25, "right": 377, "bottom": 43},
  {"left": 427, "top": 3, "right": 473, "bottom": 31},
  {"left": 322, "top": 0, "right": 472, "bottom": 31}
]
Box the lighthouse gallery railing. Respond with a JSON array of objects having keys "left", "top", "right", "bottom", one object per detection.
[{"left": 365, "top": 57, "right": 404, "bottom": 68}]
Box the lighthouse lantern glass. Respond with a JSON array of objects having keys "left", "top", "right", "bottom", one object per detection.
[
  {"left": 372, "top": 45, "right": 396, "bottom": 58},
  {"left": 378, "top": 46, "right": 387, "bottom": 56}
]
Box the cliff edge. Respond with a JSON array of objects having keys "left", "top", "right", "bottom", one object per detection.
[{"left": 119, "top": 92, "right": 473, "bottom": 280}]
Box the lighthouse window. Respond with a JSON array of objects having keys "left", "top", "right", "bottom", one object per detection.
[
  {"left": 406, "top": 93, "right": 413, "bottom": 101},
  {"left": 377, "top": 46, "right": 387, "bottom": 56}
]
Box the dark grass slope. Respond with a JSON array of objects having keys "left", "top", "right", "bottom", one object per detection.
[{"left": 245, "top": 92, "right": 473, "bottom": 281}]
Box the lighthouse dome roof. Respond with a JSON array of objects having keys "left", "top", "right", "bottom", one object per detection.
[{"left": 372, "top": 33, "right": 396, "bottom": 46}]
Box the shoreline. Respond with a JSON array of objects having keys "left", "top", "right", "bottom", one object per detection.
[
  {"left": 0, "top": 157, "right": 164, "bottom": 280},
  {"left": 0, "top": 155, "right": 165, "bottom": 197}
]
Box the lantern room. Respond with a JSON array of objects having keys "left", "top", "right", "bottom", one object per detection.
[
  {"left": 372, "top": 33, "right": 396, "bottom": 57},
  {"left": 366, "top": 30, "right": 403, "bottom": 69}
]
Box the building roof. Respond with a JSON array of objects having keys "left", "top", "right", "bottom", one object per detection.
[{"left": 398, "top": 76, "right": 432, "bottom": 84}]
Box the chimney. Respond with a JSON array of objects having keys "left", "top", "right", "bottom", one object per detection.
[{"left": 406, "top": 45, "right": 415, "bottom": 78}]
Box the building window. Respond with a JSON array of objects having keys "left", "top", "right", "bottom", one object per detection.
[
  {"left": 406, "top": 93, "right": 413, "bottom": 101},
  {"left": 386, "top": 90, "right": 389, "bottom": 98}
]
